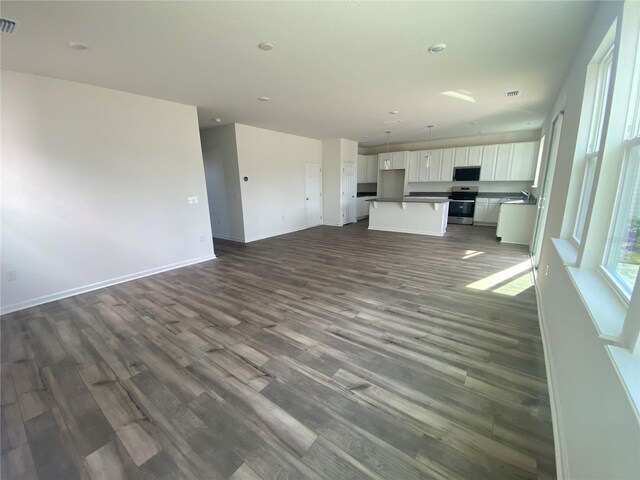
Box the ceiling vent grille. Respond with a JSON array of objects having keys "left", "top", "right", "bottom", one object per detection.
[
  {"left": 0, "top": 18, "right": 20, "bottom": 35},
  {"left": 505, "top": 90, "right": 521, "bottom": 98}
]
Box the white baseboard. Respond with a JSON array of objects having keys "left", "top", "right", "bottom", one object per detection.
[
  {"left": 213, "top": 233, "right": 245, "bottom": 242},
  {"left": 367, "top": 226, "right": 445, "bottom": 237},
  {"left": 0, "top": 254, "right": 217, "bottom": 315},
  {"left": 533, "top": 276, "right": 569, "bottom": 480},
  {"left": 244, "top": 224, "right": 312, "bottom": 243}
]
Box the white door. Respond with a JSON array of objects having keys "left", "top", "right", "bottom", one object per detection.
[
  {"left": 342, "top": 162, "right": 357, "bottom": 224},
  {"left": 532, "top": 112, "right": 564, "bottom": 266},
  {"left": 304, "top": 163, "right": 322, "bottom": 227}
]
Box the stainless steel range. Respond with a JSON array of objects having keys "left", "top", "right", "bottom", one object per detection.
[{"left": 448, "top": 186, "right": 478, "bottom": 225}]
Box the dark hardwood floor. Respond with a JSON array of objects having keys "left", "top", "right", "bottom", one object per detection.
[{"left": 1, "top": 221, "right": 555, "bottom": 479}]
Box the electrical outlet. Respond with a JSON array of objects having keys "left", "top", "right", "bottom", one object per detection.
[
  {"left": 544, "top": 265, "right": 550, "bottom": 276},
  {"left": 187, "top": 196, "right": 199, "bottom": 204},
  {"left": 5, "top": 270, "right": 17, "bottom": 282}
]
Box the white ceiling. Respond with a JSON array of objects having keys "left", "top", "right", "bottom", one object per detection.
[{"left": 1, "top": 1, "right": 595, "bottom": 147}]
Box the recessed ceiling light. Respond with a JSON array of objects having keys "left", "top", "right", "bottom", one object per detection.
[
  {"left": 68, "top": 42, "right": 88, "bottom": 51},
  {"left": 212, "top": 118, "right": 222, "bottom": 123},
  {"left": 258, "top": 42, "right": 274, "bottom": 51},
  {"left": 361, "top": 136, "right": 369, "bottom": 139},
  {"left": 257, "top": 96, "right": 270, "bottom": 102},
  {"left": 470, "top": 121, "right": 478, "bottom": 125},
  {"left": 526, "top": 121, "right": 533, "bottom": 125},
  {"left": 389, "top": 110, "right": 399, "bottom": 115},
  {"left": 428, "top": 43, "right": 446, "bottom": 54}
]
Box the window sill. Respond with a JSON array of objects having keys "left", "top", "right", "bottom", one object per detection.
[
  {"left": 551, "top": 237, "right": 578, "bottom": 266},
  {"left": 606, "top": 345, "right": 640, "bottom": 418},
  {"left": 566, "top": 266, "right": 626, "bottom": 343}
]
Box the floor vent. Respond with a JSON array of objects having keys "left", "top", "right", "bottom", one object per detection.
[
  {"left": 1, "top": 18, "right": 20, "bottom": 35},
  {"left": 505, "top": 90, "right": 521, "bottom": 98}
]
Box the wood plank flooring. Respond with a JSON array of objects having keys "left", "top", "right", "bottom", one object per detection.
[{"left": 0, "top": 221, "right": 555, "bottom": 479}]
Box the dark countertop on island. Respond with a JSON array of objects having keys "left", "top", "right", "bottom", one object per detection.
[{"left": 366, "top": 197, "right": 450, "bottom": 203}]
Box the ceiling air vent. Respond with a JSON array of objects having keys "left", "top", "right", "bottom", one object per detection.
[
  {"left": 505, "top": 90, "right": 521, "bottom": 98},
  {"left": 0, "top": 18, "right": 20, "bottom": 35}
]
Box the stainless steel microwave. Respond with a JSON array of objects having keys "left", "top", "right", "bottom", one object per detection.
[{"left": 452, "top": 166, "right": 481, "bottom": 182}]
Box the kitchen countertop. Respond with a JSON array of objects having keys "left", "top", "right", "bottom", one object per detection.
[
  {"left": 366, "top": 197, "right": 450, "bottom": 203},
  {"left": 499, "top": 197, "right": 537, "bottom": 205}
]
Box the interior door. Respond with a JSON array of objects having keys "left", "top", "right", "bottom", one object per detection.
[
  {"left": 342, "top": 162, "right": 356, "bottom": 224},
  {"left": 304, "top": 163, "right": 322, "bottom": 227},
  {"left": 532, "top": 112, "right": 564, "bottom": 266}
]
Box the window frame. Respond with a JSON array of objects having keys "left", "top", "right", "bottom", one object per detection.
[{"left": 571, "top": 44, "right": 615, "bottom": 246}]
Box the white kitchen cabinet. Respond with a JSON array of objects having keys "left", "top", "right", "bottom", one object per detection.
[
  {"left": 453, "top": 147, "right": 469, "bottom": 167},
  {"left": 487, "top": 198, "right": 501, "bottom": 223},
  {"left": 510, "top": 142, "right": 539, "bottom": 181},
  {"left": 439, "top": 148, "right": 455, "bottom": 181},
  {"left": 391, "top": 151, "right": 409, "bottom": 169},
  {"left": 474, "top": 197, "right": 501, "bottom": 224},
  {"left": 408, "top": 151, "right": 420, "bottom": 182},
  {"left": 427, "top": 149, "right": 442, "bottom": 182},
  {"left": 474, "top": 198, "right": 489, "bottom": 223},
  {"left": 357, "top": 155, "right": 366, "bottom": 184},
  {"left": 479, "top": 145, "right": 498, "bottom": 180},
  {"left": 379, "top": 152, "right": 392, "bottom": 170},
  {"left": 494, "top": 144, "right": 514, "bottom": 180},
  {"left": 497, "top": 203, "right": 537, "bottom": 244},
  {"left": 468, "top": 146, "right": 483, "bottom": 166},
  {"left": 365, "top": 155, "right": 377, "bottom": 183},
  {"left": 356, "top": 196, "right": 375, "bottom": 219}
]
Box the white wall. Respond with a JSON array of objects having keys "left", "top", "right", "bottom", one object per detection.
[
  {"left": 534, "top": 2, "right": 640, "bottom": 479},
  {"left": 201, "top": 125, "right": 245, "bottom": 242},
  {"left": 234, "top": 124, "right": 322, "bottom": 242},
  {"left": 1, "top": 71, "right": 215, "bottom": 314}
]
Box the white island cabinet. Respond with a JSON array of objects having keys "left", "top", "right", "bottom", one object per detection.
[{"left": 367, "top": 197, "right": 450, "bottom": 236}]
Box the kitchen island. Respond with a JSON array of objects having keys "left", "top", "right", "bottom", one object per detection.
[{"left": 366, "top": 197, "right": 450, "bottom": 236}]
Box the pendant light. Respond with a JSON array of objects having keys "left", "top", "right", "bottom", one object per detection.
[
  {"left": 425, "top": 125, "right": 434, "bottom": 161},
  {"left": 385, "top": 130, "right": 391, "bottom": 155}
]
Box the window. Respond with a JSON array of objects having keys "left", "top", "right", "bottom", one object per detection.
[
  {"left": 573, "top": 44, "right": 615, "bottom": 243},
  {"left": 602, "top": 26, "right": 640, "bottom": 299},
  {"left": 603, "top": 143, "right": 640, "bottom": 296}
]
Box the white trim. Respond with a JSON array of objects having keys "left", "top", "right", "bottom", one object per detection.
[
  {"left": 532, "top": 273, "right": 569, "bottom": 480},
  {"left": 367, "top": 226, "right": 445, "bottom": 237},
  {"left": 0, "top": 254, "right": 216, "bottom": 315},
  {"left": 244, "top": 224, "right": 314, "bottom": 243},
  {"left": 213, "top": 233, "right": 245, "bottom": 242}
]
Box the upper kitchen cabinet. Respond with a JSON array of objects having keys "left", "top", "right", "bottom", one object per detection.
[
  {"left": 366, "top": 155, "right": 378, "bottom": 183},
  {"left": 379, "top": 151, "right": 409, "bottom": 170},
  {"left": 454, "top": 147, "right": 469, "bottom": 166},
  {"left": 378, "top": 152, "right": 392, "bottom": 170},
  {"left": 391, "top": 151, "right": 410, "bottom": 169},
  {"left": 408, "top": 150, "right": 443, "bottom": 183},
  {"left": 357, "top": 155, "right": 366, "bottom": 183},
  {"left": 407, "top": 151, "right": 421, "bottom": 182},
  {"left": 510, "top": 142, "right": 539, "bottom": 181},
  {"left": 494, "top": 143, "right": 514, "bottom": 180},
  {"left": 439, "top": 148, "right": 455, "bottom": 181},
  {"left": 468, "top": 146, "right": 483, "bottom": 166},
  {"left": 480, "top": 145, "right": 498, "bottom": 180}
]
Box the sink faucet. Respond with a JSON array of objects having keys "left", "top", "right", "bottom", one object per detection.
[{"left": 521, "top": 190, "right": 531, "bottom": 201}]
